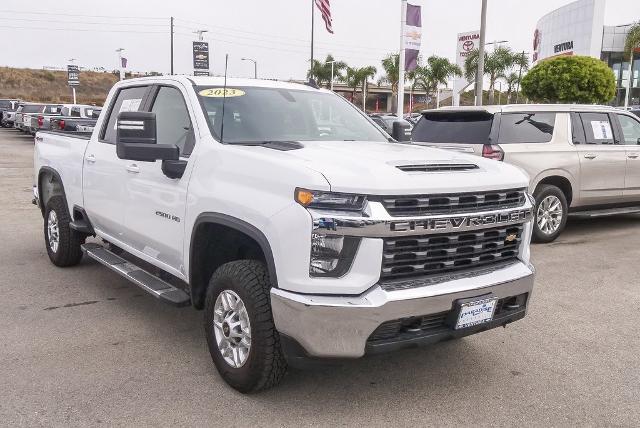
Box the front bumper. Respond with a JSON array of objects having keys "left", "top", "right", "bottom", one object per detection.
[{"left": 271, "top": 261, "right": 534, "bottom": 359}]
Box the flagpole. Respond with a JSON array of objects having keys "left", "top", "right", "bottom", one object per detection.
[
  {"left": 310, "top": 0, "right": 314, "bottom": 81},
  {"left": 397, "top": 0, "right": 407, "bottom": 117}
]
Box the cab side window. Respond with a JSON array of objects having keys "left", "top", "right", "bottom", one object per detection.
[
  {"left": 580, "top": 113, "right": 615, "bottom": 145},
  {"left": 151, "top": 87, "right": 195, "bottom": 157},
  {"left": 101, "top": 86, "right": 148, "bottom": 144},
  {"left": 617, "top": 114, "right": 640, "bottom": 145}
]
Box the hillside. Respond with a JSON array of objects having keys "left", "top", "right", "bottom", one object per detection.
[{"left": 0, "top": 67, "right": 119, "bottom": 105}]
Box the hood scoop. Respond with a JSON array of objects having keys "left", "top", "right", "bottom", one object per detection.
[{"left": 396, "top": 163, "right": 479, "bottom": 173}]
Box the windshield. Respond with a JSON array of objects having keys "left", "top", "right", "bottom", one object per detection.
[
  {"left": 412, "top": 111, "right": 494, "bottom": 144},
  {"left": 196, "top": 86, "right": 387, "bottom": 143}
]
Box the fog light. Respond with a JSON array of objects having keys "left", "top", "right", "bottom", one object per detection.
[{"left": 309, "top": 233, "right": 359, "bottom": 277}]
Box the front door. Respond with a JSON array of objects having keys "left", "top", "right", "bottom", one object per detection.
[
  {"left": 614, "top": 113, "right": 640, "bottom": 202},
  {"left": 574, "top": 112, "right": 627, "bottom": 205},
  {"left": 122, "top": 85, "right": 196, "bottom": 276},
  {"left": 83, "top": 85, "right": 150, "bottom": 240}
]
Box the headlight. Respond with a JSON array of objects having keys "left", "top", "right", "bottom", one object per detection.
[
  {"left": 309, "top": 233, "right": 360, "bottom": 277},
  {"left": 295, "top": 188, "right": 366, "bottom": 212}
]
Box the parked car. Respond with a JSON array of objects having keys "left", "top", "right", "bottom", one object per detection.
[
  {"left": 412, "top": 105, "right": 640, "bottom": 242},
  {"left": 369, "top": 113, "right": 413, "bottom": 135},
  {"left": 631, "top": 109, "right": 640, "bottom": 119},
  {"left": 49, "top": 105, "right": 102, "bottom": 132},
  {"left": 34, "top": 76, "right": 535, "bottom": 392},
  {"left": 16, "top": 104, "right": 62, "bottom": 134},
  {"left": 404, "top": 112, "right": 422, "bottom": 125},
  {"left": 0, "top": 99, "right": 21, "bottom": 128}
]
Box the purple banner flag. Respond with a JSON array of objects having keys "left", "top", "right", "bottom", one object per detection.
[{"left": 404, "top": 4, "right": 422, "bottom": 71}]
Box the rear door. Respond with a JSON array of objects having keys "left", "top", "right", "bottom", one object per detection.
[
  {"left": 574, "top": 112, "right": 626, "bottom": 205},
  {"left": 411, "top": 110, "right": 494, "bottom": 155},
  {"left": 122, "top": 84, "right": 197, "bottom": 274},
  {"left": 613, "top": 113, "right": 640, "bottom": 201},
  {"left": 82, "top": 85, "right": 151, "bottom": 240}
]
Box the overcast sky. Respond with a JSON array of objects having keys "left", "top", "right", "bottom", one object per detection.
[{"left": 0, "top": 0, "right": 638, "bottom": 81}]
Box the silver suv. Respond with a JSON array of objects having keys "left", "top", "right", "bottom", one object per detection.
[{"left": 412, "top": 105, "right": 640, "bottom": 242}]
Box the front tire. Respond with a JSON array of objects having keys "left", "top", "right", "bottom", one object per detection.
[
  {"left": 532, "top": 185, "right": 568, "bottom": 243},
  {"left": 204, "top": 260, "right": 287, "bottom": 393},
  {"left": 44, "top": 196, "right": 85, "bottom": 267}
]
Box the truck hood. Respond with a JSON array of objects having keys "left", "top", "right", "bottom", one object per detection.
[{"left": 261, "top": 140, "right": 529, "bottom": 194}]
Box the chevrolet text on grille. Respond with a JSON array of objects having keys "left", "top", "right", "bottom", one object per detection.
[{"left": 390, "top": 210, "right": 531, "bottom": 232}]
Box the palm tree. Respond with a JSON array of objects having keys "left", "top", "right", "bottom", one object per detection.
[
  {"left": 464, "top": 46, "right": 517, "bottom": 105},
  {"left": 307, "top": 54, "right": 347, "bottom": 88},
  {"left": 623, "top": 22, "right": 640, "bottom": 107},
  {"left": 379, "top": 54, "right": 400, "bottom": 111},
  {"left": 412, "top": 56, "right": 462, "bottom": 108},
  {"left": 511, "top": 51, "right": 530, "bottom": 103},
  {"left": 502, "top": 72, "right": 520, "bottom": 104},
  {"left": 344, "top": 66, "right": 377, "bottom": 109}
]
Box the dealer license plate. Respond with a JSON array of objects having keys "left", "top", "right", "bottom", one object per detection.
[{"left": 455, "top": 298, "right": 498, "bottom": 330}]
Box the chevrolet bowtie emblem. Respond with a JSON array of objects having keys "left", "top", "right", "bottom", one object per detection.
[{"left": 505, "top": 233, "right": 517, "bottom": 242}]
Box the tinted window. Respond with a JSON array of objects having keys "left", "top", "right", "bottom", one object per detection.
[
  {"left": 498, "top": 113, "right": 555, "bottom": 143},
  {"left": 412, "top": 111, "right": 493, "bottom": 144},
  {"left": 22, "top": 105, "right": 44, "bottom": 113},
  {"left": 580, "top": 113, "right": 615, "bottom": 144},
  {"left": 151, "top": 86, "right": 195, "bottom": 156},
  {"left": 197, "top": 86, "right": 387, "bottom": 143},
  {"left": 101, "top": 86, "right": 148, "bottom": 143},
  {"left": 617, "top": 114, "right": 640, "bottom": 145},
  {"left": 0, "top": 100, "right": 12, "bottom": 109},
  {"left": 70, "top": 107, "right": 81, "bottom": 117}
]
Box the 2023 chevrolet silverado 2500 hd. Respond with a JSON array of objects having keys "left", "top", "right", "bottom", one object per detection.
[{"left": 34, "top": 76, "right": 536, "bottom": 392}]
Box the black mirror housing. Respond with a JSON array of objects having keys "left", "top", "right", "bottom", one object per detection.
[
  {"left": 392, "top": 120, "right": 412, "bottom": 142},
  {"left": 116, "top": 111, "right": 179, "bottom": 162}
]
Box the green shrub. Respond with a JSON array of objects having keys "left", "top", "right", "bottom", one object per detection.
[{"left": 521, "top": 55, "right": 616, "bottom": 104}]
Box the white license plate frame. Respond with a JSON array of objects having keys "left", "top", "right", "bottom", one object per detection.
[{"left": 455, "top": 297, "right": 498, "bottom": 330}]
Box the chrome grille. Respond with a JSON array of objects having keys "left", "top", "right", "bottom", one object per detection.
[
  {"left": 381, "top": 225, "right": 523, "bottom": 281},
  {"left": 372, "top": 188, "right": 526, "bottom": 217}
]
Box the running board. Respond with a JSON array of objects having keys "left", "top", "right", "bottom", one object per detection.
[
  {"left": 569, "top": 206, "right": 640, "bottom": 218},
  {"left": 82, "top": 243, "right": 190, "bottom": 307}
]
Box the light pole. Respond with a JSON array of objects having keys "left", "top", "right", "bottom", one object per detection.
[
  {"left": 325, "top": 60, "right": 336, "bottom": 90},
  {"left": 241, "top": 58, "right": 258, "bottom": 79},
  {"left": 475, "top": 0, "right": 487, "bottom": 106},
  {"left": 68, "top": 58, "right": 77, "bottom": 104},
  {"left": 116, "top": 48, "right": 125, "bottom": 81}
]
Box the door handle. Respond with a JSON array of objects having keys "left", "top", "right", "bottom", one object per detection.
[
  {"left": 85, "top": 154, "right": 96, "bottom": 163},
  {"left": 583, "top": 153, "right": 597, "bottom": 159},
  {"left": 628, "top": 153, "right": 639, "bottom": 159},
  {"left": 126, "top": 163, "right": 140, "bottom": 174}
]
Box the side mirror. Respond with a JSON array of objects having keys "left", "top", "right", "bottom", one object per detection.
[
  {"left": 392, "top": 120, "right": 412, "bottom": 142},
  {"left": 116, "top": 111, "right": 178, "bottom": 162}
]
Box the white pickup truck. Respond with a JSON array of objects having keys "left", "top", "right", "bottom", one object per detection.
[{"left": 34, "top": 76, "right": 535, "bottom": 392}]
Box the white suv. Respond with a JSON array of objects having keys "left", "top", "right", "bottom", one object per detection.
[{"left": 412, "top": 105, "right": 640, "bottom": 242}]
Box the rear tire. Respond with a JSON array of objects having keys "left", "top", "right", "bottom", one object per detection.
[
  {"left": 44, "top": 196, "right": 85, "bottom": 267},
  {"left": 204, "top": 260, "right": 287, "bottom": 393},
  {"left": 532, "top": 185, "right": 568, "bottom": 243}
]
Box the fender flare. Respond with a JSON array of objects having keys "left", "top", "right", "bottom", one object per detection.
[
  {"left": 189, "top": 212, "right": 278, "bottom": 288},
  {"left": 37, "top": 166, "right": 67, "bottom": 217},
  {"left": 530, "top": 169, "right": 577, "bottom": 195}
]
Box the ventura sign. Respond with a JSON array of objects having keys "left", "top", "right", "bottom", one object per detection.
[
  {"left": 553, "top": 40, "right": 574, "bottom": 53},
  {"left": 453, "top": 30, "right": 480, "bottom": 106}
]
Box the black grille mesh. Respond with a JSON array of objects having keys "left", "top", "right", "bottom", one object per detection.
[{"left": 381, "top": 225, "right": 523, "bottom": 281}]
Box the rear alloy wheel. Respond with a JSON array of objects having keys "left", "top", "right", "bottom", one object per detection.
[
  {"left": 44, "top": 196, "right": 85, "bottom": 267},
  {"left": 532, "top": 185, "right": 568, "bottom": 243}
]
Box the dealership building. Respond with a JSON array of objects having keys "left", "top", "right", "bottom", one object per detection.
[{"left": 533, "top": 0, "right": 639, "bottom": 106}]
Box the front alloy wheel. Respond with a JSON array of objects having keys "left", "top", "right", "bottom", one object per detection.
[{"left": 213, "top": 290, "right": 252, "bottom": 368}]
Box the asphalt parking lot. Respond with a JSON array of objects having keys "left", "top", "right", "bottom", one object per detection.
[{"left": 1, "top": 129, "right": 639, "bottom": 427}]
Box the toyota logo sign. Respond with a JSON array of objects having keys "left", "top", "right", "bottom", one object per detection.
[{"left": 463, "top": 40, "right": 474, "bottom": 51}]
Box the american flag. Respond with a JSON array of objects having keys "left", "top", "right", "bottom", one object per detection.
[{"left": 315, "top": 0, "right": 334, "bottom": 34}]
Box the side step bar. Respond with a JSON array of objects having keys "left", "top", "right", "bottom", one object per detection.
[
  {"left": 82, "top": 243, "right": 190, "bottom": 307},
  {"left": 569, "top": 206, "right": 640, "bottom": 218}
]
